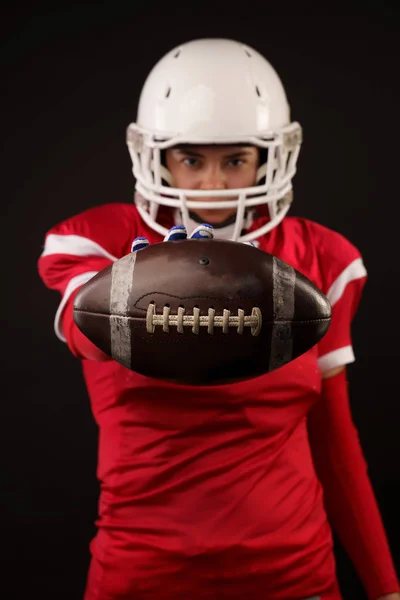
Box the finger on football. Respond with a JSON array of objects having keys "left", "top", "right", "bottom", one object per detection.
[
  {"left": 131, "top": 237, "right": 150, "bottom": 252},
  {"left": 164, "top": 225, "right": 188, "bottom": 241},
  {"left": 190, "top": 224, "right": 214, "bottom": 239}
]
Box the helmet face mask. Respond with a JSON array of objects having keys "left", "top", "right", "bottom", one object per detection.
[{"left": 126, "top": 38, "right": 303, "bottom": 241}]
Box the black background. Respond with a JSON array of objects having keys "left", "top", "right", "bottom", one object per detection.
[{"left": 2, "top": 7, "right": 400, "bottom": 599}]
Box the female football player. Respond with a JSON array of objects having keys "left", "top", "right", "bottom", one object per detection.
[{"left": 38, "top": 38, "right": 400, "bottom": 600}]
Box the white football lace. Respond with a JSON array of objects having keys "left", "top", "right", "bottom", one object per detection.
[{"left": 146, "top": 304, "right": 262, "bottom": 336}]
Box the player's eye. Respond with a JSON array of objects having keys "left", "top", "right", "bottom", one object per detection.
[
  {"left": 228, "top": 158, "right": 245, "bottom": 167},
  {"left": 182, "top": 157, "right": 200, "bottom": 167}
]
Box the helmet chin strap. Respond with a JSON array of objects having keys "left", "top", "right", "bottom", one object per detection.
[
  {"left": 173, "top": 208, "right": 255, "bottom": 241},
  {"left": 188, "top": 210, "right": 242, "bottom": 229}
]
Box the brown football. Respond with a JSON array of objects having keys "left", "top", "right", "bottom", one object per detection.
[{"left": 73, "top": 239, "right": 331, "bottom": 385}]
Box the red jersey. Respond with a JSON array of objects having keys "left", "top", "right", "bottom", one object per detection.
[{"left": 38, "top": 202, "right": 367, "bottom": 600}]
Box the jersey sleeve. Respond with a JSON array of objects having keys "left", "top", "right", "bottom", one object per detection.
[
  {"left": 312, "top": 223, "right": 368, "bottom": 374},
  {"left": 37, "top": 203, "right": 136, "bottom": 344}
]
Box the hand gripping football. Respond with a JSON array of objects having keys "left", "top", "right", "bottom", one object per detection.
[{"left": 73, "top": 225, "right": 331, "bottom": 385}]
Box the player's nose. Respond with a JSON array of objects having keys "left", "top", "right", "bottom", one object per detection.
[{"left": 199, "top": 165, "right": 227, "bottom": 190}]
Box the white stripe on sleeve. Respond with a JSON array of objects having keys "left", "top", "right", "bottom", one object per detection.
[
  {"left": 317, "top": 258, "right": 366, "bottom": 372},
  {"left": 54, "top": 271, "right": 99, "bottom": 342},
  {"left": 326, "top": 257, "right": 367, "bottom": 307},
  {"left": 317, "top": 346, "right": 355, "bottom": 373},
  {"left": 41, "top": 234, "right": 118, "bottom": 262}
]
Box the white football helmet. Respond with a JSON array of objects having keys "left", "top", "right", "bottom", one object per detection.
[{"left": 126, "top": 38, "right": 302, "bottom": 242}]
